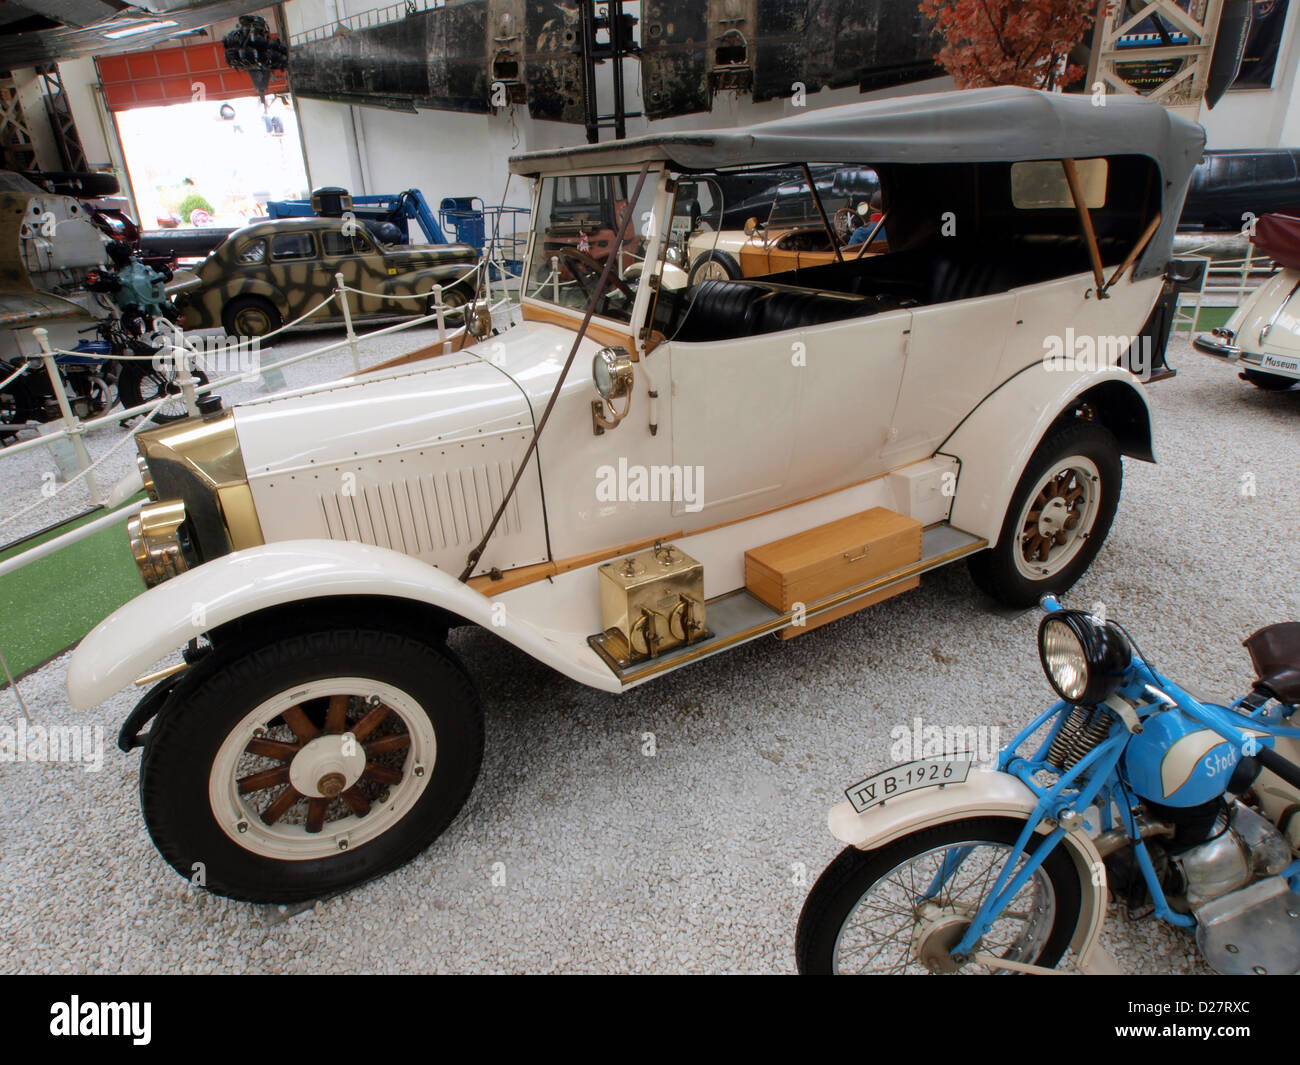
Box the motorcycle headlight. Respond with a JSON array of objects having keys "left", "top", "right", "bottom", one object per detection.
[{"left": 1038, "top": 610, "right": 1131, "bottom": 705}]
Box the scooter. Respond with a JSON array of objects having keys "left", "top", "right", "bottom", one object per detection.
[{"left": 795, "top": 597, "right": 1300, "bottom": 974}]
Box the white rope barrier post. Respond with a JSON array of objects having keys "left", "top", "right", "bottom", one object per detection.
[
  {"left": 551, "top": 255, "right": 560, "bottom": 303},
  {"left": 162, "top": 320, "right": 201, "bottom": 420},
  {"left": 336, "top": 272, "right": 362, "bottom": 373},
  {"left": 432, "top": 283, "right": 449, "bottom": 355},
  {"left": 32, "top": 327, "right": 100, "bottom": 505}
]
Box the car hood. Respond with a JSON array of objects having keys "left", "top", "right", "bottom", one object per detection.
[
  {"left": 234, "top": 348, "right": 531, "bottom": 478},
  {"left": 228, "top": 323, "right": 584, "bottom": 576}
]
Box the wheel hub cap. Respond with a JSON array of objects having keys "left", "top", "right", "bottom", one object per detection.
[
  {"left": 911, "top": 902, "right": 972, "bottom": 974},
  {"left": 1037, "top": 496, "right": 1070, "bottom": 537},
  {"left": 288, "top": 734, "right": 367, "bottom": 799}
]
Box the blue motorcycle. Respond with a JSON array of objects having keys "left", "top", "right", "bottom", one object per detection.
[{"left": 796, "top": 597, "right": 1300, "bottom": 974}]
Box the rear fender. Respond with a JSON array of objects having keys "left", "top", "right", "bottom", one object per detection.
[{"left": 937, "top": 364, "right": 1153, "bottom": 546}]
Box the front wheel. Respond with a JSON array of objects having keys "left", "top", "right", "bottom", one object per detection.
[
  {"left": 968, "top": 419, "right": 1122, "bottom": 608},
  {"left": 795, "top": 817, "right": 1083, "bottom": 974},
  {"left": 139, "top": 627, "right": 483, "bottom": 903}
]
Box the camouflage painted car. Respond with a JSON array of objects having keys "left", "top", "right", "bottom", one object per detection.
[{"left": 170, "top": 217, "right": 480, "bottom": 340}]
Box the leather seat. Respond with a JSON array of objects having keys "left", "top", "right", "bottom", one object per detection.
[
  {"left": 675, "top": 279, "right": 871, "bottom": 341},
  {"left": 1244, "top": 622, "right": 1300, "bottom": 705},
  {"left": 674, "top": 280, "right": 767, "bottom": 342}
]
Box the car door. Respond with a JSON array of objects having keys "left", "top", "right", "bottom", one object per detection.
[
  {"left": 666, "top": 305, "right": 910, "bottom": 520},
  {"left": 319, "top": 228, "right": 376, "bottom": 317},
  {"left": 881, "top": 291, "right": 1017, "bottom": 465},
  {"left": 268, "top": 229, "right": 322, "bottom": 322}
]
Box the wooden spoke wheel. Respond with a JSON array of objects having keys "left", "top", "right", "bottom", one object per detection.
[
  {"left": 1014, "top": 460, "right": 1099, "bottom": 580},
  {"left": 140, "top": 627, "right": 482, "bottom": 902},
  {"left": 968, "top": 420, "right": 1121, "bottom": 608},
  {"left": 208, "top": 678, "right": 437, "bottom": 862}
]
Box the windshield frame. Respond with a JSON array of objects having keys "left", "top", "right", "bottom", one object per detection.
[{"left": 520, "top": 165, "right": 669, "bottom": 355}]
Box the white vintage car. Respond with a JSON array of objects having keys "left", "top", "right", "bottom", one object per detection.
[
  {"left": 1195, "top": 210, "right": 1300, "bottom": 391},
  {"left": 67, "top": 87, "right": 1203, "bottom": 903}
]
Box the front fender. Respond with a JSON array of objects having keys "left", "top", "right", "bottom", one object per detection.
[
  {"left": 827, "top": 769, "right": 1106, "bottom": 963},
  {"left": 66, "top": 539, "right": 621, "bottom": 709},
  {"left": 937, "top": 363, "right": 1153, "bottom": 546}
]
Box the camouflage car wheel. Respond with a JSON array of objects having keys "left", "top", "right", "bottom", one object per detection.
[{"left": 222, "top": 295, "right": 283, "bottom": 342}]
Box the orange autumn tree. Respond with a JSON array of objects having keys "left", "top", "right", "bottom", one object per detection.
[{"left": 920, "top": 0, "right": 1097, "bottom": 90}]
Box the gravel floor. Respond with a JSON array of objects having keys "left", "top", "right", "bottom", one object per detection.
[{"left": 0, "top": 333, "right": 1296, "bottom": 974}]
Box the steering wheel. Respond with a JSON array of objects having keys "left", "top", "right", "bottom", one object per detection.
[
  {"left": 558, "top": 245, "right": 636, "bottom": 303},
  {"left": 833, "top": 207, "right": 865, "bottom": 245}
]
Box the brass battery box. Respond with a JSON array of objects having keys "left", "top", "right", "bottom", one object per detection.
[{"left": 591, "top": 542, "right": 708, "bottom": 667}]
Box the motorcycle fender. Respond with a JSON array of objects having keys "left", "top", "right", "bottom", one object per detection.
[
  {"left": 828, "top": 770, "right": 1106, "bottom": 963},
  {"left": 66, "top": 538, "right": 624, "bottom": 710}
]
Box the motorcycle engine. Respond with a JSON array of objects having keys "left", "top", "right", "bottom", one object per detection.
[{"left": 1163, "top": 802, "right": 1291, "bottom": 909}]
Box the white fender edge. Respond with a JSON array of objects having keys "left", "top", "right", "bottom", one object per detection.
[
  {"left": 66, "top": 539, "right": 622, "bottom": 709},
  {"left": 828, "top": 769, "right": 1107, "bottom": 965}
]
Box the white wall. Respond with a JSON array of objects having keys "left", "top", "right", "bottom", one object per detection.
[{"left": 280, "top": 0, "right": 952, "bottom": 213}]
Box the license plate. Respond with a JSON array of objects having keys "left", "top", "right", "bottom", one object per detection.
[
  {"left": 1261, "top": 352, "right": 1300, "bottom": 376},
  {"left": 845, "top": 757, "right": 972, "bottom": 814}
]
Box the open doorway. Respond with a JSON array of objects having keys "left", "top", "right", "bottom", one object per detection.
[{"left": 115, "top": 93, "right": 308, "bottom": 231}]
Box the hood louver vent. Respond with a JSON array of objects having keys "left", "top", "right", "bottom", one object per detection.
[{"left": 318, "top": 461, "right": 522, "bottom": 555}]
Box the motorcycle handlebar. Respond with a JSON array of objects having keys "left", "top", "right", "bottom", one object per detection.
[{"left": 1256, "top": 745, "right": 1300, "bottom": 791}]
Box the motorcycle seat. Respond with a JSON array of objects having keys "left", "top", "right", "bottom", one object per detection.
[{"left": 1244, "top": 622, "right": 1300, "bottom": 705}]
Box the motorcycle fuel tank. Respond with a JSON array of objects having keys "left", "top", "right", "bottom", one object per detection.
[{"left": 1124, "top": 708, "right": 1267, "bottom": 808}]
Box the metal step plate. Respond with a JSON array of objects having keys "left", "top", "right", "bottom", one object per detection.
[
  {"left": 599, "top": 524, "right": 985, "bottom": 685},
  {"left": 1196, "top": 877, "right": 1300, "bottom": 975}
]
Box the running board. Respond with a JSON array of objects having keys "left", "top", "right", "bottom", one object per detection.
[{"left": 600, "top": 525, "right": 987, "bottom": 686}]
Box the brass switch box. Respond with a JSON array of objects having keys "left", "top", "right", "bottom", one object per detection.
[{"left": 594, "top": 542, "right": 707, "bottom": 665}]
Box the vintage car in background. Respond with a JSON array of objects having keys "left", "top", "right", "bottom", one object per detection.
[
  {"left": 67, "top": 87, "right": 1203, "bottom": 904},
  {"left": 683, "top": 165, "right": 885, "bottom": 283},
  {"left": 169, "top": 216, "right": 480, "bottom": 340},
  {"left": 1195, "top": 210, "right": 1300, "bottom": 392}
]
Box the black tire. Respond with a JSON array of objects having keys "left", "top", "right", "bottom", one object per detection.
[
  {"left": 117, "top": 361, "right": 210, "bottom": 424},
  {"left": 795, "top": 817, "right": 1083, "bottom": 974},
  {"left": 688, "top": 249, "right": 741, "bottom": 285},
  {"left": 426, "top": 282, "right": 472, "bottom": 320},
  {"left": 1241, "top": 369, "right": 1295, "bottom": 391},
  {"left": 222, "top": 295, "right": 283, "bottom": 342},
  {"left": 139, "top": 627, "right": 483, "bottom": 903},
  {"left": 968, "top": 419, "right": 1122, "bottom": 608}
]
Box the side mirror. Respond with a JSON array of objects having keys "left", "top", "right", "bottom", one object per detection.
[{"left": 592, "top": 346, "right": 634, "bottom": 435}]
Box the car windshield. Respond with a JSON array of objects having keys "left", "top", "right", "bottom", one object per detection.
[{"left": 523, "top": 171, "right": 659, "bottom": 323}]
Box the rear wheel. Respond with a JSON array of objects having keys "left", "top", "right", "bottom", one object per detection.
[
  {"left": 140, "top": 626, "right": 483, "bottom": 903},
  {"left": 968, "top": 420, "right": 1121, "bottom": 608},
  {"left": 795, "top": 817, "right": 1083, "bottom": 974},
  {"left": 1241, "top": 369, "right": 1295, "bottom": 391},
  {"left": 222, "top": 295, "right": 283, "bottom": 342}
]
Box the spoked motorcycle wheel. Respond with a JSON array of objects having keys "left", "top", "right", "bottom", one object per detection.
[
  {"left": 117, "top": 362, "right": 210, "bottom": 424},
  {"left": 140, "top": 627, "right": 483, "bottom": 903},
  {"left": 795, "top": 817, "right": 1083, "bottom": 974}
]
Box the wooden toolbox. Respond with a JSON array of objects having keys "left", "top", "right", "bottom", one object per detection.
[{"left": 744, "top": 507, "right": 923, "bottom": 640}]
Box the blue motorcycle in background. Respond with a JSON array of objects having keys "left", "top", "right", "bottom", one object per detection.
[{"left": 796, "top": 597, "right": 1300, "bottom": 974}]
